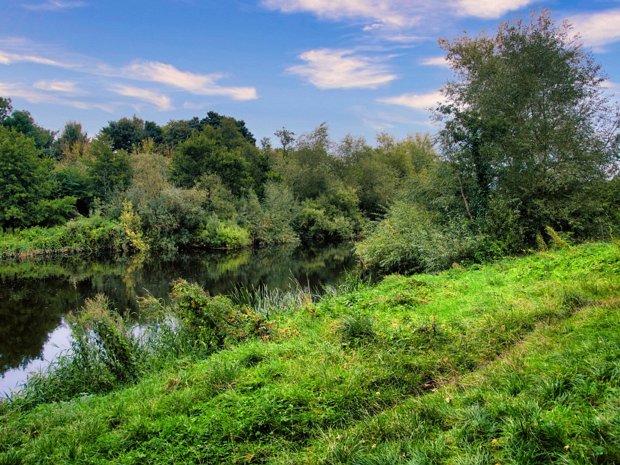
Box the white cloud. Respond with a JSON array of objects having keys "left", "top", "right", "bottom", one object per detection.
[
  {"left": 0, "top": 41, "right": 258, "bottom": 102},
  {"left": 601, "top": 80, "right": 618, "bottom": 89},
  {"left": 382, "top": 34, "right": 426, "bottom": 43},
  {"left": 22, "top": 1, "right": 86, "bottom": 11},
  {"left": 0, "top": 81, "right": 113, "bottom": 112},
  {"left": 568, "top": 9, "right": 620, "bottom": 48},
  {"left": 33, "top": 80, "right": 81, "bottom": 93},
  {"left": 378, "top": 90, "right": 445, "bottom": 110},
  {"left": 288, "top": 48, "right": 396, "bottom": 89},
  {"left": 420, "top": 56, "right": 449, "bottom": 67},
  {"left": 110, "top": 84, "right": 173, "bottom": 111},
  {"left": 262, "top": 0, "right": 415, "bottom": 28},
  {"left": 263, "top": 0, "right": 536, "bottom": 31},
  {"left": 455, "top": 0, "right": 535, "bottom": 19},
  {"left": 120, "top": 61, "right": 258, "bottom": 101},
  {"left": 0, "top": 50, "right": 70, "bottom": 67}
]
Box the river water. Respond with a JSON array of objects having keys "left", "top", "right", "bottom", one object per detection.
[{"left": 0, "top": 245, "right": 356, "bottom": 395}]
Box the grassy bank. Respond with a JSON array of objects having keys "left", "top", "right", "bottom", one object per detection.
[
  {"left": 0, "top": 216, "right": 125, "bottom": 259},
  {"left": 0, "top": 242, "right": 618, "bottom": 464}
]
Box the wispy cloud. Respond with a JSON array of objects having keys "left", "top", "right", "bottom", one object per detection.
[
  {"left": 454, "top": 0, "right": 535, "bottom": 19},
  {"left": 33, "top": 80, "right": 82, "bottom": 93},
  {"left": 0, "top": 50, "right": 71, "bottom": 67},
  {"left": 261, "top": 0, "right": 416, "bottom": 28},
  {"left": 109, "top": 84, "right": 173, "bottom": 111},
  {"left": 0, "top": 40, "right": 258, "bottom": 103},
  {"left": 568, "top": 9, "right": 620, "bottom": 48},
  {"left": 420, "top": 56, "right": 448, "bottom": 67},
  {"left": 288, "top": 48, "right": 396, "bottom": 89},
  {"left": 119, "top": 61, "right": 257, "bottom": 101},
  {"left": 262, "top": 0, "right": 536, "bottom": 32},
  {"left": 378, "top": 90, "right": 445, "bottom": 110},
  {"left": 22, "top": 0, "right": 87, "bottom": 11},
  {"left": 0, "top": 81, "right": 113, "bottom": 112}
]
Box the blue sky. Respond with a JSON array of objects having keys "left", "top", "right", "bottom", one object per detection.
[{"left": 0, "top": 0, "right": 619, "bottom": 145}]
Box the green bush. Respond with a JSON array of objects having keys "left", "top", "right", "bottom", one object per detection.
[
  {"left": 15, "top": 295, "right": 138, "bottom": 407},
  {"left": 197, "top": 216, "right": 251, "bottom": 250},
  {"left": 171, "top": 279, "right": 267, "bottom": 350},
  {"left": 0, "top": 215, "right": 124, "bottom": 258},
  {"left": 295, "top": 201, "right": 354, "bottom": 245},
  {"left": 356, "top": 201, "right": 471, "bottom": 274},
  {"left": 238, "top": 182, "right": 300, "bottom": 246}
]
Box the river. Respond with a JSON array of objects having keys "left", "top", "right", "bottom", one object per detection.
[{"left": 0, "top": 244, "right": 356, "bottom": 395}]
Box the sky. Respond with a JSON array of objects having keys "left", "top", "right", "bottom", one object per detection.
[{"left": 0, "top": 0, "right": 619, "bottom": 145}]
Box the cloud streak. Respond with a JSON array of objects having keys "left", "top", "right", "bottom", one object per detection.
[
  {"left": 0, "top": 50, "right": 72, "bottom": 67},
  {"left": 119, "top": 61, "right": 257, "bottom": 101},
  {"left": 288, "top": 48, "right": 396, "bottom": 89},
  {"left": 0, "top": 41, "right": 258, "bottom": 104},
  {"left": 262, "top": 0, "right": 415, "bottom": 28},
  {"left": 378, "top": 90, "right": 445, "bottom": 110},
  {"left": 263, "top": 0, "right": 537, "bottom": 32},
  {"left": 0, "top": 81, "right": 113, "bottom": 112},
  {"left": 454, "top": 0, "right": 535, "bottom": 19},
  {"left": 109, "top": 84, "right": 173, "bottom": 111},
  {"left": 420, "top": 56, "right": 448, "bottom": 67},
  {"left": 22, "top": 1, "right": 87, "bottom": 11},
  {"left": 568, "top": 9, "right": 620, "bottom": 48},
  {"left": 33, "top": 80, "right": 82, "bottom": 93}
]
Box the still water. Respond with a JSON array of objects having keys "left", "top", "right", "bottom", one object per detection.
[{"left": 0, "top": 245, "right": 356, "bottom": 394}]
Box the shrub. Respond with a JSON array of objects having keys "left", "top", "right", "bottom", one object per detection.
[
  {"left": 71, "top": 294, "right": 138, "bottom": 383},
  {"left": 171, "top": 279, "right": 268, "bottom": 350},
  {"left": 238, "top": 182, "right": 300, "bottom": 246},
  {"left": 0, "top": 215, "right": 124, "bottom": 258},
  {"left": 197, "top": 217, "right": 251, "bottom": 250},
  {"left": 356, "top": 201, "right": 471, "bottom": 274},
  {"left": 15, "top": 294, "right": 139, "bottom": 407}
]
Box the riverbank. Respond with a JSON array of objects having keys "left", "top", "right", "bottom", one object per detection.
[
  {"left": 1, "top": 242, "right": 618, "bottom": 464},
  {"left": 0, "top": 216, "right": 124, "bottom": 259}
]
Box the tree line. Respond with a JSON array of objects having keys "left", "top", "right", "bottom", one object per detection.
[{"left": 0, "top": 12, "right": 618, "bottom": 271}]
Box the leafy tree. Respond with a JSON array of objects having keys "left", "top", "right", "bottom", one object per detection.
[
  {"left": 160, "top": 119, "right": 198, "bottom": 155},
  {"left": 0, "top": 97, "right": 12, "bottom": 122},
  {"left": 1, "top": 109, "right": 55, "bottom": 154},
  {"left": 87, "top": 136, "right": 132, "bottom": 200},
  {"left": 100, "top": 116, "right": 145, "bottom": 152},
  {"left": 143, "top": 120, "right": 163, "bottom": 144},
  {"left": 0, "top": 127, "right": 50, "bottom": 227},
  {"left": 0, "top": 126, "right": 75, "bottom": 227},
  {"left": 53, "top": 162, "right": 94, "bottom": 215},
  {"left": 201, "top": 111, "right": 255, "bottom": 145},
  {"left": 170, "top": 125, "right": 266, "bottom": 196},
  {"left": 274, "top": 127, "right": 295, "bottom": 155},
  {"left": 437, "top": 11, "right": 620, "bottom": 248},
  {"left": 53, "top": 121, "right": 88, "bottom": 160}
]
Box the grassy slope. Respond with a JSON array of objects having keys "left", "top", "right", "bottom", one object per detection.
[{"left": 0, "top": 243, "right": 618, "bottom": 464}]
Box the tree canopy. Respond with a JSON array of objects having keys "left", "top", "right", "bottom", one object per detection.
[{"left": 437, "top": 11, "right": 619, "bottom": 248}]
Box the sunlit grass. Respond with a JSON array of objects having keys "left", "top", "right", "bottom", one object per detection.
[{"left": 0, "top": 242, "right": 618, "bottom": 464}]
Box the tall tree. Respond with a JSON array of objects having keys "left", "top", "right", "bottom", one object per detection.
[
  {"left": 437, "top": 11, "right": 619, "bottom": 247},
  {"left": 100, "top": 116, "right": 145, "bottom": 152},
  {"left": 0, "top": 127, "right": 48, "bottom": 227},
  {"left": 53, "top": 121, "right": 88, "bottom": 160},
  {"left": 1, "top": 109, "right": 55, "bottom": 154},
  {"left": 0, "top": 97, "right": 12, "bottom": 122},
  {"left": 87, "top": 136, "right": 132, "bottom": 200}
]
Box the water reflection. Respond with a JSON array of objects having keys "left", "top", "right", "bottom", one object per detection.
[{"left": 1, "top": 245, "right": 356, "bottom": 392}]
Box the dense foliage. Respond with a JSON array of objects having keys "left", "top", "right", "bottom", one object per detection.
[{"left": 0, "top": 13, "right": 618, "bottom": 270}]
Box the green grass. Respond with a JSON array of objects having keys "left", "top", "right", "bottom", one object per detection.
[{"left": 0, "top": 242, "right": 618, "bottom": 464}]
